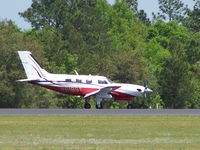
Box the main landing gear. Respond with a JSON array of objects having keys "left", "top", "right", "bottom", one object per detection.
[
  {"left": 127, "top": 101, "right": 133, "bottom": 109},
  {"left": 84, "top": 103, "right": 91, "bottom": 109},
  {"left": 84, "top": 98, "right": 91, "bottom": 109},
  {"left": 84, "top": 98, "right": 133, "bottom": 109},
  {"left": 84, "top": 97, "right": 103, "bottom": 109}
]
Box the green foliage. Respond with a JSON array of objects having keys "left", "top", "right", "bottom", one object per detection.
[
  {"left": 185, "top": 33, "right": 200, "bottom": 64},
  {"left": 101, "top": 1, "right": 147, "bottom": 51},
  {"left": 1, "top": 0, "right": 200, "bottom": 108},
  {"left": 55, "top": 95, "right": 84, "bottom": 108},
  {"left": 183, "top": 1, "right": 200, "bottom": 32},
  {"left": 188, "top": 78, "right": 200, "bottom": 108},
  {"left": 158, "top": 38, "right": 193, "bottom": 108},
  {"left": 111, "top": 50, "right": 147, "bottom": 83},
  {"left": 144, "top": 20, "right": 199, "bottom": 109},
  {"left": 137, "top": 10, "right": 151, "bottom": 26},
  {"left": 0, "top": 21, "right": 52, "bottom": 108},
  {"left": 122, "top": 0, "right": 138, "bottom": 12}
]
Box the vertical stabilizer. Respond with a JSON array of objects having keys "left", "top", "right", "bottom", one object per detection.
[{"left": 18, "top": 51, "right": 47, "bottom": 79}]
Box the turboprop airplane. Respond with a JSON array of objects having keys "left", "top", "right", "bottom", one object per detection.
[{"left": 18, "top": 51, "right": 152, "bottom": 109}]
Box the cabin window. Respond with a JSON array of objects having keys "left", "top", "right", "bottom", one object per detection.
[
  {"left": 76, "top": 79, "right": 82, "bottom": 83},
  {"left": 98, "top": 80, "right": 108, "bottom": 84},
  {"left": 86, "top": 80, "right": 92, "bottom": 84},
  {"left": 65, "top": 79, "right": 72, "bottom": 82}
]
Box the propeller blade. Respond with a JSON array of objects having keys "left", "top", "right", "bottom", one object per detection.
[
  {"left": 144, "top": 80, "right": 148, "bottom": 89},
  {"left": 143, "top": 80, "right": 152, "bottom": 98}
]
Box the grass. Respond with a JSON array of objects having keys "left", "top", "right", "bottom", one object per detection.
[{"left": 0, "top": 115, "right": 199, "bottom": 150}]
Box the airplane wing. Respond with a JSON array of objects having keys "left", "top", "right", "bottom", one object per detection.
[{"left": 84, "top": 85, "right": 121, "bottom": 98}]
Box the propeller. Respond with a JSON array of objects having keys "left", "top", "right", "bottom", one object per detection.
[
  {"left": 143, "top": 80, "right": 152, "bottom": 97},
  {"left": 144, "top": 80, "right": 148, "bottom": 89}
]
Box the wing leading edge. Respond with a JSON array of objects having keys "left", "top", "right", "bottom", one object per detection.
[{"left": 84, "top": 85, "right": 121, "bottom": 98}]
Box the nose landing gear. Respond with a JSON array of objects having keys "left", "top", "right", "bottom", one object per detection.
[{"left": 96, "top": 102, "right": 103, "bottom": 109}]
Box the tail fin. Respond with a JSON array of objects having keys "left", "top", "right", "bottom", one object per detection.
[{"left": 18, "top": 51, "right": 47, "bottom": 79}]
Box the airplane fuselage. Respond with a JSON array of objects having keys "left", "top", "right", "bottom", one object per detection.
[{"left": 31, "top": 73, "right": 145, "bottom": 101}]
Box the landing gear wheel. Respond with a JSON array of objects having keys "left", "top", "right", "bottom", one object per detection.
[
  {"left": 96, "top": 102, "right": 103, "bottom": 109},
  {"left": 127, "top": 104, "right": 133, "bottom": 109},
  {"left": 84, "top": 103, "right": 91, "bottom": 109}
]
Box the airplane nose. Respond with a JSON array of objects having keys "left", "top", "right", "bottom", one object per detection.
[{"left": 144, "top": 88, "right": 153, "bottom": 93}]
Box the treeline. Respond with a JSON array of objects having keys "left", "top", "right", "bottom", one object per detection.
[{"left": 0, "top": 0, "right": 200, "bottom": 108}]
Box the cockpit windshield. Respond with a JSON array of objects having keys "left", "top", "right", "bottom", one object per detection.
[{"left": 107, "top": 78, "right": 114, "bottom": 84}]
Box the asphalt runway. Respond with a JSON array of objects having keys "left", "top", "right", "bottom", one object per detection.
[{"left": 0, "top": 109, "right": 200, "bottom": 116}]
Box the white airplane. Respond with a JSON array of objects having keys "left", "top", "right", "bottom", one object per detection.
[{"left": 18, "top": 51, "right": 152, "bottom": 109}]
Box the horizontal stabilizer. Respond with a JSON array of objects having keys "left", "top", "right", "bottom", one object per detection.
[{"left": 17, "top": 78, "right": 43, "bottom": 82}]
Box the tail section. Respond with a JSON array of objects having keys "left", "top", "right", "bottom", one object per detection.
[{"left": 18, "top": 51, "right": 48, "bottom": 79}]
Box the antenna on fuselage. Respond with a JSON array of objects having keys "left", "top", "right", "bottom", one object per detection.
[{"left": 74, "top": 70, "right": 79, "bottom": 75}]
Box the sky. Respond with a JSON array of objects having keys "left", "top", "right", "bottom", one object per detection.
[{"left": 0, "top": 0, "right": 195, "bottom": 30}]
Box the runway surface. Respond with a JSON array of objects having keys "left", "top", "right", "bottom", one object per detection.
[{"left": 0, "top": 109, "right": 200, "bottom": 116}]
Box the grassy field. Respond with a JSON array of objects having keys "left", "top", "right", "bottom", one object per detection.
[{"left": 0, "top": 115, "right": 200, "bottom": 150}]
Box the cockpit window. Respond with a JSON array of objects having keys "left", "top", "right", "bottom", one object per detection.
[
  {"left": 98, "top": 80, "right": 108, "bottom": 84},
  {"left": 107, "top": 78, "right": 114, "bottom": 83},
  {"left": 86, "top": 80, "right": 92, "bottom": 84}
]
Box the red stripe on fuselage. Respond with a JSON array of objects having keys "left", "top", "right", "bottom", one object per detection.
[
  {"left": 32, "top": 83, "right": 99, "bottom": 96},
  {"left": 111, "top": 91, "right": 134, "bottom": 101},
  {"left": 111, "top": 90, "right": 133, "bottom": 97},
  {"left": 31, "top": 82, "right": 135, "bottom": 101}
]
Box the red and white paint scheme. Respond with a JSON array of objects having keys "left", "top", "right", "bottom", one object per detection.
[{"left": 18, "top": 51, "right": 152, "bottom": 109}]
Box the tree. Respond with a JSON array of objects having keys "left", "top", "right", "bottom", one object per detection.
[
  {"left": 144, "top": 20, "right": 200, "bottom": 108},
  {"left": 111, "top": 50, "right": 147, "bottom": 84},
  {"left": 122, "top": 0, "right": 138, "bottom": 12},
  {"left": 16, "top": 0, "right": 200, "bottom": 109},
  {"left": 0, "top": 21, "right": 54, "bottom": 108},
  {"left": 20, "top": 0, "right": 114, "bottom": 108},
  {"left": 100, "top": 1, "right": 147, "bottom": 51},
  {"left": 158, "top": 38, "right": 193, "bottom": 108},
  {"left": 137, "top": 10, "right": 151, "bottom": 26},
  {"left": 20, "top": 0, "right": 107, "bottom": 52},
  {"left": 185, "top": 33, "right": 200, "bottom": 64},
  {"left": 20, "top": 0, "right": 111, "bottom": 70},
  {"left": 153, "top": 0, "right": 188, "bottom": 23},
  {"left": 183, "top": 1, "right": 200, "bottom": 32}
]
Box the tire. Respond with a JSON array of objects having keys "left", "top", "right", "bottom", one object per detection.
[
  {"left": 96, "top": 103, "right": 103, "bottom": 109},
  {"left": 84, "top": 103, "right": 91, "bottom": 109},
  {"left": 127, "top": 104, "right": 133, "bottom": 109}
]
